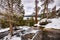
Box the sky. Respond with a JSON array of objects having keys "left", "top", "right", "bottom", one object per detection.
[
  {"left": 22, "top": 0, "right": 35, "bottom": 15},
  {"left": 22, "top": 0, "right": 60, "bottom": 15}
]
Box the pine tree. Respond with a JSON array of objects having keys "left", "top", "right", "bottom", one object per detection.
[
  {"left": 0, "top": 0, "right": 25, "bottom": 37},
  {"left": 35, "top": 0, "right": 40, "bottom": 23},
  {"left": 52, "top": 6, "right": 56, "bottom": 18},
  {"left": 40, "top": 0, "right": 54, "bottom": 19}
]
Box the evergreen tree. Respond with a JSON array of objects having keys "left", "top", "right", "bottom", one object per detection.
[
  {"left": 40, "top": 0, "right": 54, "bottom": 19},
  {"left": 0, "top": 0, "right": 25, "bottom": 37}
]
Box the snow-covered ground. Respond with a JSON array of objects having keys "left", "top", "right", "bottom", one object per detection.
[
  {"left": 19, "top": 26, "right": 39, "bottom": 35},
  {"left": 3, "top": 35, "right": 21, "bottom": 40},
  {"left": 19, "top": 26, "right": 31, "bottom": 30},
  {"left": 45, "top": 18, "right": 60, "bottom": 29},
  {"left": 10, "top": 36, "right": 21, "bottom": 40},
  {"left": 0, "top": 28, "right": 9, "bottom": 33},
  {"left": 0, "top": 18, "right": 60, "bottom": 40},
  {"left": 0, "top": 26, "right": 38, "bottom": 40},
  {"left": 37, "top": 17, "right": 60, "bottom": 29}
]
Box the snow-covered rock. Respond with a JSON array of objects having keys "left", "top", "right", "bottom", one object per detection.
[
  {"left": 34, "top": 19, "right": 47, "bottom": 26},
  {"left": 40, "top": 18, "right": 47, "bottom": 23},
  {"left": 34, "top": 24, "right": 41, "bottom": 27}
]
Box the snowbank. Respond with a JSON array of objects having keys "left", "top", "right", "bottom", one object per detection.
[
  {"left": 0, "top": 28, "right": 9, "bottom": 33},
  {"left": 45, "top": 18, "right": 60, "bottom": 29},
  {"left": 37, "top": 18, "right": 60, "bottom": 29}
]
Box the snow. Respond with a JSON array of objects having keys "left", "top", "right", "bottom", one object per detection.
[
  {"left": 40, "top": 18, "right": 47, "bottom": 23},
  {"left": 3, "top": 35, "right": 21, "bottom": 40},
  {"left": 11, "top": 36, "right": 21, "bottom": 40},
  {"left": 0, "top": 17, "right": 60, "bottom": 40},
  {"left": 29, "top": 30, "right": 38, "bottom": 33},
  {"left": 37, "top": 18, "right": 60, "bottom": 29},
  {"left": 2, "top": 26, "right": 38, "bottom": 40},
  {"left": 38, "top": 18, "right": 51, "bottom": 23},
  {"left": 34, "top": 24, "right": 41, "bottom": 27},
  {"left": 45, "top": 18, "right": 60, "bottom": 29},
  {"left": 22, "top": 27, "right": 30, "bottom": 30},
  {"left": 19, "top": 26, "right": 31, "bottom": 30},
  {"left": 1, "top": 17, "right": 60, "bottom": 40},
  {"left": 0, "top": 28, "right": 9, "bottom": 33},
  {"left": 25, "top": 29, "right": 38, "bottom": 34},
  {"left": 19, "top": 26, "right": 39, "bottom": 36}
]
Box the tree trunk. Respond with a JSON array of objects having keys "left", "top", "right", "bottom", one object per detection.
[
  {"left": 8, "top": 0, "right": 13, "bottom": 37},
  {"left": 46, "top": 2, "right": 48, "bottom": 19},
  {"left": 9, "top": 22, "right": 13, "bottom": 36},
  {"left": 35, "top": 0, "right": 38, "bottom": 24}
]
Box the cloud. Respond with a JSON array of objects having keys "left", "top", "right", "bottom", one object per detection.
[
  {"left": 22, "top": 0, "right": 35, "bottom": 15},
  {"left": 22, "top": 0, "right": 60, "bottom": 15},
  {"left": 55, "top": 0, "right": 60, "bottom": 6}
]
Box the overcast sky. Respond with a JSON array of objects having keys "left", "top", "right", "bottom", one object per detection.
[{"left": 22, "top": 0, "right": 60, "bottom": 15}]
